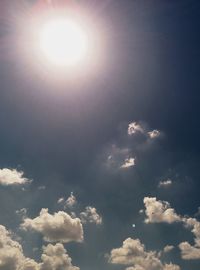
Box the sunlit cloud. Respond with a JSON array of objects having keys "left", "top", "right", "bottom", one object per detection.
[
  {"left": 108, "top": 237, "right": 180, "bottom": 270},
  {"left": 128, "top": 122, "right": 144, "bottom": 135},
  {"left": 21, "top": 208, "right": 83, "bottom": 243},
  {"left": 158, "top": 179, "right": 173, "bottom": 188},
  {"left": 0, "top": 224, "right": 79, "bottom": 270},
  {"left": 143, "top": 197, "right": 181, "bottom": 224},
  {"left": 80, "top": 206, "right": 102, "bottom": 225},
  {"left": 0, "top": 168, "right": 31, "bottom": 186},
  {"left": 121, "top": 158, "right": 135, "bottom": 169}
]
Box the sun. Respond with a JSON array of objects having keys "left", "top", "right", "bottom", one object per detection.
[{"left": 39, "top": 18, "right": 88, "bottom": 67}]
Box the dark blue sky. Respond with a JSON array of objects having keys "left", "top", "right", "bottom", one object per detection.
[{"left": 0, "top": 1, "right": 200, "bottom": 270}]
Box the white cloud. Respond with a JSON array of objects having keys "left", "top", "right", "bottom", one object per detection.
[
  {"left": 57, "top": 197, "right": 65, "bottom": 204},
  {"left": 40, "top": 243, "right": 79, "bottom": 270},
  {"left": 143, "top": 197, "right": 200, "bottom": 260},
  {"left": 0, "top": 168, "right": 31, "bottom": 186},
  {"left": 80, "top": 206, "right": 102, "bottom": 225},
  {"left": 148, "top": 130, "right": 161, "bottom": 139},
  {"left": 179, "top": 242, "right": 200, "bottom": 260},
  {"left": 128, "top": 122, "right": 144, "bottom": 135},
  {"left": 158, "top": 180, "right": 172, "bottom": 188},
  {"left": 163, "top": 245, "right": 174, "bottom": 254},
  {"left": 65, "top": 192, "right": 77, "bottom": 209},
  {"left": 121, "top": 158, "right": 135, "bottom": 169},
  {"left": 179, "top": 217, "right": 200, "bottom": 259},
  {"left": 143, "top": 197, "right": 181, "bottom": 224},
  {"left": 164, "top": 264, "right": 180, "bottom": 270},
  {"left": 0, "top": 225, "right": 79, "bottom": 270},
  {"left": 108, "top": 237, "right": 180, "bottom": 270},
  {"left": 21, "top": 208, "right": 83, "bottom": 243}
]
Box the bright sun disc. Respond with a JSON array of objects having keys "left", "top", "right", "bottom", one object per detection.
[{"left": 39, "top": 19, "right": 88, "bottom": 66}]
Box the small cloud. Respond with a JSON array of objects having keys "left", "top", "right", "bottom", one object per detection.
[
  {"left": 38, "top": 185, "right": 46, "bottom": 190},
  {"left": 80, "top": 206, "right": 102, "bottom": 225},
  {"left": 57, "top": 197, "right": 65, "bottom": 204},
  {"left": 121, "top": 158, "right": 135, "bottom": 169},
  {"left": 163, "top": 245, "right": 174, "bottom": 253},
  {"left": 148, "top": 130, "right": 161, "bottom": 139},
  {"left": 65, "top": 192, "right": 77, "bottom": 209},
  {"left": 57, "top": 193, "right": 77, "bottom": 209},
  {"left": 128, "top": 122, "right": 144, "bottom": 135},
  {"left": 16, "top": 208, "right": 27, "bottom": 219},
  {"left": 158, "top": 179, "right": 173, "bottom": 188},
  {"left": 0, "top": 168, "right": 31, "bottom": 186}
]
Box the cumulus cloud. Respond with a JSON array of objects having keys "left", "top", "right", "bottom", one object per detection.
[
  {"left": 80, "top": 206, "right": 102, "bottom": 225},
  {"left": 179, "top": 242, "right": 200, "bottom": 260},
  {"left": 121, "top": 158, "right": 135, "bottom": 169},
  {"left": 0, "top": 224, "right": 79, "bottom": 270},
  {"left": 108, "top": 237, "right": 180, "bottom": 270},
  {"left": 0, "top": 168, "right": 31, "bottom": 186},
  {"left": 143, "top": 197, "right": 181, "bottom": 224},
  {"left": 143, "top": 197, "right": 200, "bottom": 260},
  {"left": 21, "top": 208, "right": 83, "bottom": 243},
  {"left": 40, "top": 243, "right": 79, "bottom": 270},
  {"left": 179, "top": 217, "right": 200, "bottom": 259}
]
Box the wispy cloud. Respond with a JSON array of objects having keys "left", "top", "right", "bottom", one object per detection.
[{"left": 158, "top": 179, "right": 173, "bottom": 188}]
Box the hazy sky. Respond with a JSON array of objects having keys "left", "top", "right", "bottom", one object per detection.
[{"left": 0, "top": 1, "right": 200, "bottom": 270}]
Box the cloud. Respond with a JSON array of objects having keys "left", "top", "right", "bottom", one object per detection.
[
  {"left": 21, "top": 208, "right": 83, "bottom": 243},
  {"left": 128, "top": 122, "right": 144, "bottom": 135},
  {"left": 143, "top": 197, "right": 181, "bottom": 224},
  {"left": 0, "top": 225, "right": 25, "bottom": 270},
  {"left": 0, "top": 224, "right": 79, "bottom": 270},
  {"left": 121, "top": 158, "right": 135, "bottom": 169},
  {"left": 80, "top": 206, "right": 102, "bottom": 225},
  {"left": 143, "top": 197, "right": 200, "bottom": 259},
  {"left": 127, "top": 122, "right": 161, "bottom": 140},
  {"left": 16, "top": 208, "right": 27, "bottom": 219},
  {"left": 158, "top": 179, "right": 173, "bottom": 188},
  {"left": 57, "top": 193, "right": 77, "bottom": 209},
  {"left": 148, "top": 130, "right": 161, "bottom": 139},
  {"left": 179, "top": 242, "right": 200, "bottom": 260},
  {"left": 163, "top": 245, "right": 174, "bottom": 254},
  {"left": 179, "top": 217, "right": 200, "bottom": 260},
  {"left": 108, "top": 237, "right": 180, "bottom": 270},
  {"left": 65, "top": 192, "right": 77, "bottom": 208},
  {"left": 40, "top": 243, "right": 79, "bottom": 270},
  {"left": 0, "top": 168, "right": 31, "bottom": 186}
]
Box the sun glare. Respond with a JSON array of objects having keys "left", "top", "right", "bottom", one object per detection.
[{"left": 39, "top": 18, "right": 88, "bottom": 67}]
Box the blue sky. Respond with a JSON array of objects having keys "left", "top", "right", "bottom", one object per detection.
[{"left": 0, "top": 1, "right": 200, "bottom": 270}]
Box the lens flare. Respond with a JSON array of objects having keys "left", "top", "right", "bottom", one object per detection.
[{"left": 39, "top": 18, "right": 88, "bottom": 66}]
